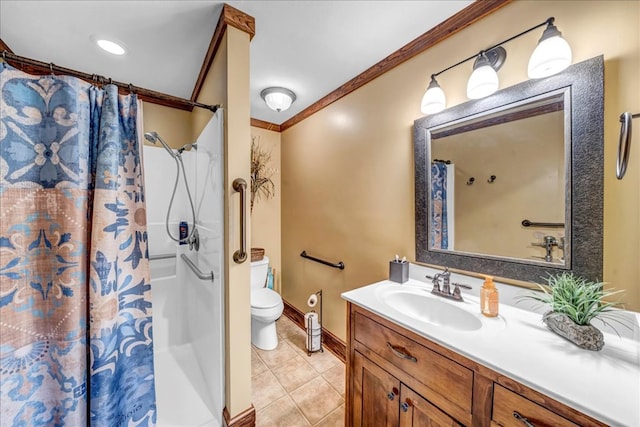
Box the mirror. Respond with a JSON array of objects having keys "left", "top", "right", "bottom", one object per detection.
[{"left": 414, "top": 56, "right": 604, "bottom": 283}]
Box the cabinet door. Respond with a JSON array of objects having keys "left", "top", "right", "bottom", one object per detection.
[
  {"left": 399, "top": 385, "right": 460, "bottom": 427},
  {"left": 352, "top": 351, "right": 400, "bottom": 427}
]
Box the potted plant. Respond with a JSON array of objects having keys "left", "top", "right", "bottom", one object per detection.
[{"left": 518, "top": 272, "right": 625, "bottom": 351}]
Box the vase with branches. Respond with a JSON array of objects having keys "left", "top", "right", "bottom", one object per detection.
[{"left": 250, "top": 136, "right": 277, "bottom": 213}]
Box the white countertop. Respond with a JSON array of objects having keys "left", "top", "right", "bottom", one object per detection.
[{"left": 342, "top": 277, "right": 640, "bottom": 426}]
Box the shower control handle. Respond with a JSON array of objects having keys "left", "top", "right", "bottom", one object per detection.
[{"left": 233, "top": 178, "right": 248, "bottom": 264}]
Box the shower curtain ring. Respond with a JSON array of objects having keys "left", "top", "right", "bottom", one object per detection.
[
  {"left": 2, "top": 50, "right": 6, "bottom": 61},
  {"left": 49, "top": 62, "right": 55, "bottom": 76},
  {"left": 128, "top": 83, "right": 135, "bottom": 94}
]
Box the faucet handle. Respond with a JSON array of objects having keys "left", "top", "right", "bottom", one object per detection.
[
  {"left": 451, "top": 282, "right": 472, "bottom": 300},
  {"left": 426, "top": 273, "right": 441, "bottom": 292}
]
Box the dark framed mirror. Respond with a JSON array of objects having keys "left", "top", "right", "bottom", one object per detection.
[{"left": 414, "top": 55, "right": 604, "bottom": 283}]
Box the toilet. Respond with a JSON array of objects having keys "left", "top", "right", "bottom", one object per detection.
[{"left": 250, "top": 256, "right": 284, "bottom": 350}]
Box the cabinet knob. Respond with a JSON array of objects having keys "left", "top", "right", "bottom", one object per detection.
[
  {"left": 387, "top": 391, "right": 395, "bottom": 401},
  {"left": 513, "top": 411, "right": 536, "bottom": 427},
  {"left": 401, "top": 402, "right": 410, "bottom": 412}
]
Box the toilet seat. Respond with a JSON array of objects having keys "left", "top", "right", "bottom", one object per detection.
[{"left": 251, "top": 288, "right": 281, "bottom": 309}]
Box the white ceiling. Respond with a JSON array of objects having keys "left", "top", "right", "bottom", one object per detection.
[{"left": 0, "top": 1, "right": 473, "bottom": 125}]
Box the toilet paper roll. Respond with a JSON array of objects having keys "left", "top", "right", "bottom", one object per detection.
[{"left": 307, "top": 293, "right": 318, "bottom": 307}]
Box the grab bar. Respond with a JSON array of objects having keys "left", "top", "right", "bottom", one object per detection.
[
  {"left": 300, "top": 250, "right": 344, "bottom": 270},
  {"left": 149, "top": 253, "right": 176, "bottom": 261},
  {"left": 181, "top": 254, "right": 214, "bottom": 282},
  {"left": 617, "top": 112, "right": 639, "bottom": 179},
  {"left": 521, "top": 219, "right": 564, "bottom": 228},
  {"left": 232, "top": 178, "right": 248, "bottom": 263}
]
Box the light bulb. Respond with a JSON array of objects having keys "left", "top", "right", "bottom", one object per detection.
[
  {"left": 467, "top": 53, "right": 499, "bottom": 99},
  {"left": 528, "top": 23, "right": 572, "bottom": 78},
  {"left": 421, "top": 76, "right": 446, "bottom": 115}
]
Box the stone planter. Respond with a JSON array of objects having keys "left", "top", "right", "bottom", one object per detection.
[{"left": 542, "top": 311, "right": 604, "bottom": 351}]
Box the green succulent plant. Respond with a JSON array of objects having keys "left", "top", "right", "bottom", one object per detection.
[{"left": 518, "top": 272, "right": 626, "bottom": 329}]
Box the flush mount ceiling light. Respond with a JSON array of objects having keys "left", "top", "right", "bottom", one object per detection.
[
  {"left": 91, "top": 35, "right": 127, "bottom": 56},
  {"left": 419, "top": 17, "right": 572, "bottom": 114},
  {"left": 260, "top": 87, "right": 296, "bottom": 112}
]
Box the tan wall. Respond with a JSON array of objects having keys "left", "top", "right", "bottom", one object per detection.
[
  {"left": 191, "top": 29, "right": 253, "bottom": 418},
  {"left": 250, "top": 127, "right": 282, "bottom": 293},
  {"left": 281, "top": 0, "right": 640, "bottom": 342},
  {"left": 142, "top": 102, "right": 193, "bottom": 148}
]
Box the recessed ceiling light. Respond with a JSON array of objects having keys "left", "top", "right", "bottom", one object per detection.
[{"left": 91, "top": 35, "right": 127, "bottom": 56}]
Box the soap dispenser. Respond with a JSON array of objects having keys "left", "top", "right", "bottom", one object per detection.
[{"left": 480, "top": 275, "right": 499, "bottom": 317}]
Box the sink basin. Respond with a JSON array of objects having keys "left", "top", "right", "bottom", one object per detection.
[{"left": 378, "top": 288, "right": 483, "bottom": 331}]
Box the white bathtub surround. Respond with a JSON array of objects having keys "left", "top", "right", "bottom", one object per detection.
[
  {"left": 144, "top": 111, "right": 225, "bottom": 426},
  {"left": 342, "top": 267, "right": 640, "bottom": 426}
]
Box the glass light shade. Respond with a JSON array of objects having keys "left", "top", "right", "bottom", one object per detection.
[
  {"left": 421, "top": 77, "right": 446, "bottom": 115},
  {"left": 261, "top": 87, "right": 296, "bottom": 112},
  {"left": 466, "top": 57, "right": 499, "bottom": 99},
  {"left": 528, "top": 34, "right": 572, "bottom": 78}
]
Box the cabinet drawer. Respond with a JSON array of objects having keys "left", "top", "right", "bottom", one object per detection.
[
  {"left": 492, "top": 384, "right": 579, "bottom": 427},
  {"left": 354, "top": 311, "right": 473, "bottom": 415}
]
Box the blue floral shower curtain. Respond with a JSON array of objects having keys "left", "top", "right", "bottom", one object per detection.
[
  {"left": 430, "top": 162, "right": 449, "bottom": 250},
  {"left": 0, "top": 63, "right": 156, "bottom": 426}
]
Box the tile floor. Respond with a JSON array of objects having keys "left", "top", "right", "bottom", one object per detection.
[{"left": 252, "top": 316, "right": 345, "bottom": 426}]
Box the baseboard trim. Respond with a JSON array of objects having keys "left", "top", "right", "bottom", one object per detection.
[
  {"left": 223, "top": 404, "right": 256, "bottom": 427},
  {"left": 282, "top": 299, "right": 346, "bottom": 363}
]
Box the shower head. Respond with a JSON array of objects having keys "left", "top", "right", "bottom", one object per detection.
[
  {"left": 177, "top": 143, "right": 198, "bottom": 154},
  {"left": 144, "top": 131, "right": 176, "bottom": 158}
]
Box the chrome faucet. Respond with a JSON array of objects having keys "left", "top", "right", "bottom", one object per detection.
[{"left": 426, "top": 267, "right": 472, "bottom": 302}]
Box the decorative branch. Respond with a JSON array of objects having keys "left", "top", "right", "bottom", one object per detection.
[{"left": 250, "top": 136, "right": 277, "bottom": 212}]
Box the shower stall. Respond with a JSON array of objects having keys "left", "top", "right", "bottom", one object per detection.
[{"left": 144, "top": 112, "right": 225, "bottom": 426}]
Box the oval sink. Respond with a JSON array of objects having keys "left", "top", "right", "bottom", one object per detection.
[{"left": 380, "top": 289, "right": 483, "bottom": 331}]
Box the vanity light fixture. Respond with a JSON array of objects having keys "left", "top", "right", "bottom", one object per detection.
[
  {"left": 420, "top": 17, "right": 572, "bottom": 114},
  {"left": 466, "top": 51, "right": 500, "bottom": 99},
  {"left": 420, "top": 76, "right": 446, "bottom": 115},
  {"left": 261, "top": 87, "right": 296, "bottom": 112}
]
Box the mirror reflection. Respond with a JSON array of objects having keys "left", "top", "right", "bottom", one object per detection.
[{"left": 427, "top": 90, "right": 570, "bottom": 266}]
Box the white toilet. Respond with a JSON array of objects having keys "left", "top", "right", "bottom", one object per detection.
[{"left": 250, "top": 256, "right": 284, "bottom": 350}]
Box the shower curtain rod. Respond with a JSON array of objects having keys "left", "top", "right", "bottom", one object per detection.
[{"left": 1, "top": 50, "right": 220, "bottom": 113}]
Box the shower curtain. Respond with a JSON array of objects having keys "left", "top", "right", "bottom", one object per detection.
[
  {"left": 430, "top": 162, "right": 450, "bottom": 250},
  {"left": 0, "top": 63, "right": 156, "bottom": 426}
]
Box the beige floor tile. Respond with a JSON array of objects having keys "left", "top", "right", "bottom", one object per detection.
[
  {"left": 305, "top": 347, "right": 341, "bottom": 373},
  {"left": 290, "top": 376, "right": 344, "bottom": 425},
  {"left": 252, "top": 370, "right": 286, "bottom": 411},
  {"left": 313, "top": 404, "right": 345, "bottom": 427},
  {"left": 256, "top": 395, "right": 311, "bottom": 427},
  {"left": 252, "top": 348, "right": 268, "bottom": 378},
  {"left": 272, "top": 354, "right": 319, "bottom": 392},
  {"left": 322, "top": 364, "right": 345, "bottom": 397},
  {"left": 256, "top": 339, "right": 298, "bottom": 369},
  {"left": 286, "top": 334, "right": 309, "bottom": 355},
  {"left": 277, "top": 317, "right": 305, "bottom": 339}
]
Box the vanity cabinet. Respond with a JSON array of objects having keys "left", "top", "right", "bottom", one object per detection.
[
  {"left": 346, "top": 303, "right": 607, "bottom": 427},
  {"left": 352, "top": 351, "right": 459, "bottom": 427}
]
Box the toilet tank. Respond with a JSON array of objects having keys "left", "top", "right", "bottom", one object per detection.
[{"left": 250, "top": 256, "right": 270, "bottom": 289}]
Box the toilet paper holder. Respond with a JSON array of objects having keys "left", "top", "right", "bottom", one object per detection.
[{"left": 306, "top": 290, "right": 323, "bottom": 356}]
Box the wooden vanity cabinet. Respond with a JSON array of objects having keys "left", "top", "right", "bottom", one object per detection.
[
  {"left": 352, "top": 351, "right": 459, "bottom": 427},
  {"left": 346, "top": 303, "right": 607, "bottom": 427}
]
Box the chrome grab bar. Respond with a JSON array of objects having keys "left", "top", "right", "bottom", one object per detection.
[
  {"left": 232, "top": 178, "right": 248, "bottom": 263},
  {"left": 181, "top": 254, "right": 214, "bottom": 282},
  {"left": 148, "top": 253, "right": 176, "bottom": 261},
  {"left": 617, "top": 112, "right": 638, "bottom": 180}
]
